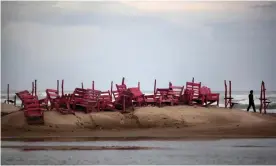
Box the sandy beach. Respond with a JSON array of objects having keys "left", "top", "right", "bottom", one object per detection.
[
  {"left": 1, "top": 103, "right": 20, "bottom": 116},
  {"left": 1, "top": 103, "right": 276, "bottom": 141}
]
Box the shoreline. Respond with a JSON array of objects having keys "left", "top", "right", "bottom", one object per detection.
[{"left": 2, "top": 136, "right": 276, "bottom": 142}]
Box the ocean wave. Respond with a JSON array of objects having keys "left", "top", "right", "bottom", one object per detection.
[
  {"left": 219, "top": 103, "right": 276, "bottom": 110},
  {"left": 218, "top": 93, "right": 276, "bottom": 109}
]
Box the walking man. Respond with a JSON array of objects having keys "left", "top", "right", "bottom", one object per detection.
[{"left": 247, "top": 90, "right": 256, "bottom": 112}]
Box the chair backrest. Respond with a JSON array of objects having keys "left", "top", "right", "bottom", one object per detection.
[
  {"left": 25, "top": 103, "right": 40, "bottom": 110},
  {"left": 200, "top": 86, "right": 210, "bottom": 95},
  {"left": 169, "top": 83, "right": 185, "bottom": 97},
  {"left": 99, "top": 90, "right": 112, "bottom": 102},
  {"left": 84, "top": 89, "right": 101, "bottom": 101},
  {"left": 15, "top": 90, "right": 32, "bottom": 101},
  {"left": 69, "top": 88, "right": 87, "bottom": 104},
  {"left": 73, "top": 88, "right": 86, "bottom": 98},
  {"left": 112, "top": 84, "right": 128, "bottom": 102},
  {"left": 128, "top": 87, "right": 144, "bottom": 98},
  {"left": 116, "top": 84, "right": 127, "bottom": 93},
  {"left": 46, "top": 89, "right": 59, "bottom": 101},
  {"left": 155, "top": 88, "right": 170, "bottom": 97},
  {"left": 184, "top": 89, "right": 194, "bottom": 95},
  {"left": 19, "top": 93, "right": 39, "bottom": 107},
  {"left": 112, "top": 90, "right": 120, "bottom": 101},
  {"left": 186, "top": 82, "right": 201, "bottom": 99}
]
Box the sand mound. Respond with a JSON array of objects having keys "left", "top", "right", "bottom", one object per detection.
[
  {"left": 1, "top": 106, "right": 271, "bottom": 131},
  {"left": 1, "top": 111, "right": 27, "bottom": 128},
  {"left": 1, "top": 103, "right": 20, "bottom": 113}
]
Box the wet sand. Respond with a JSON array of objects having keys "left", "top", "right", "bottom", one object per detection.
[
  {"left": 2, "top": 104, "right": 276, "bottom": 141},
  {"left": 3, "top": 139, "right": 276, "bottom": 165}
]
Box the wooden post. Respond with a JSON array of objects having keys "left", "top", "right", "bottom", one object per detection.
[
  {"left": 34, "top": 79, "right": 37, "bottom": 97},
  {"left": 260, "top": 81, "right": 263, "bottom": 114},
  {"left": 110, "top": 81, "right": 113, "bottom": 93},
  {"left": 61, "top": 79, "right": 64, "bottom": 96},
  {"left": 169, "top": 82, "right": 172, "bottom": 88},
  {"left": 138, "top": 81, "right": 140, "bottom": 90},
  {"left": 154, "top": 79, "right": 156, "bottom": 94},
  {"left": 92, "top": 81, "right": 94, "bottom": 90},
  {"left": 169, "top": 82, "right": 173, "bottom": 90},
  {"left": 263, "top": 81, "right": 267, "bottom": 114},
  {"left": 110, "top": 81, "right": 113, "bottom": 101},
  {"left": 224, "top": 80, "right": 227, "bottom": 108},
  {"left": 7, "top": 84, "right": 9, "bottom": 104},
  {"left": 122, "top": 77, "right": 125, "bottom": 85},
  {"left": 57, "top": 80, "right": 59, "bottom": 95},
  {"left": 229, "top": 81, "right": 232, "bottom": 107},
  {"left": 260, "top": 81, "right": 263, "bottom": 113},
  {"left": 32, "top": 82, "right": 34, "bottom": 96},
  {"left": 225, "top": 80, "right": 234, "bottom": 109},
  {"left": 14, "top": 95, "right": 16, "bottom": 106}
]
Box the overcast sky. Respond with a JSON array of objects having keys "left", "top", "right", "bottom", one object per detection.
[{"left": 1, "top": 1, "right": 276, "bottom": 92}]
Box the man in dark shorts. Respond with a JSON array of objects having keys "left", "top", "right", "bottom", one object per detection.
[{"left": 247, "top": 90, "right": 256, "bottom": 112}]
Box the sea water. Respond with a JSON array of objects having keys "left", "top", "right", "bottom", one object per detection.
[
  {"left": 2, "top": 90, "right": 276, "bottom": 113},
  {"left": 2, "top": 139, "right": 276, "bottom": 164}
]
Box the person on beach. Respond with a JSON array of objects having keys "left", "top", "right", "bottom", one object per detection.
[{"left": 247, "top": 90, "right": 256, "bottom": 112}]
